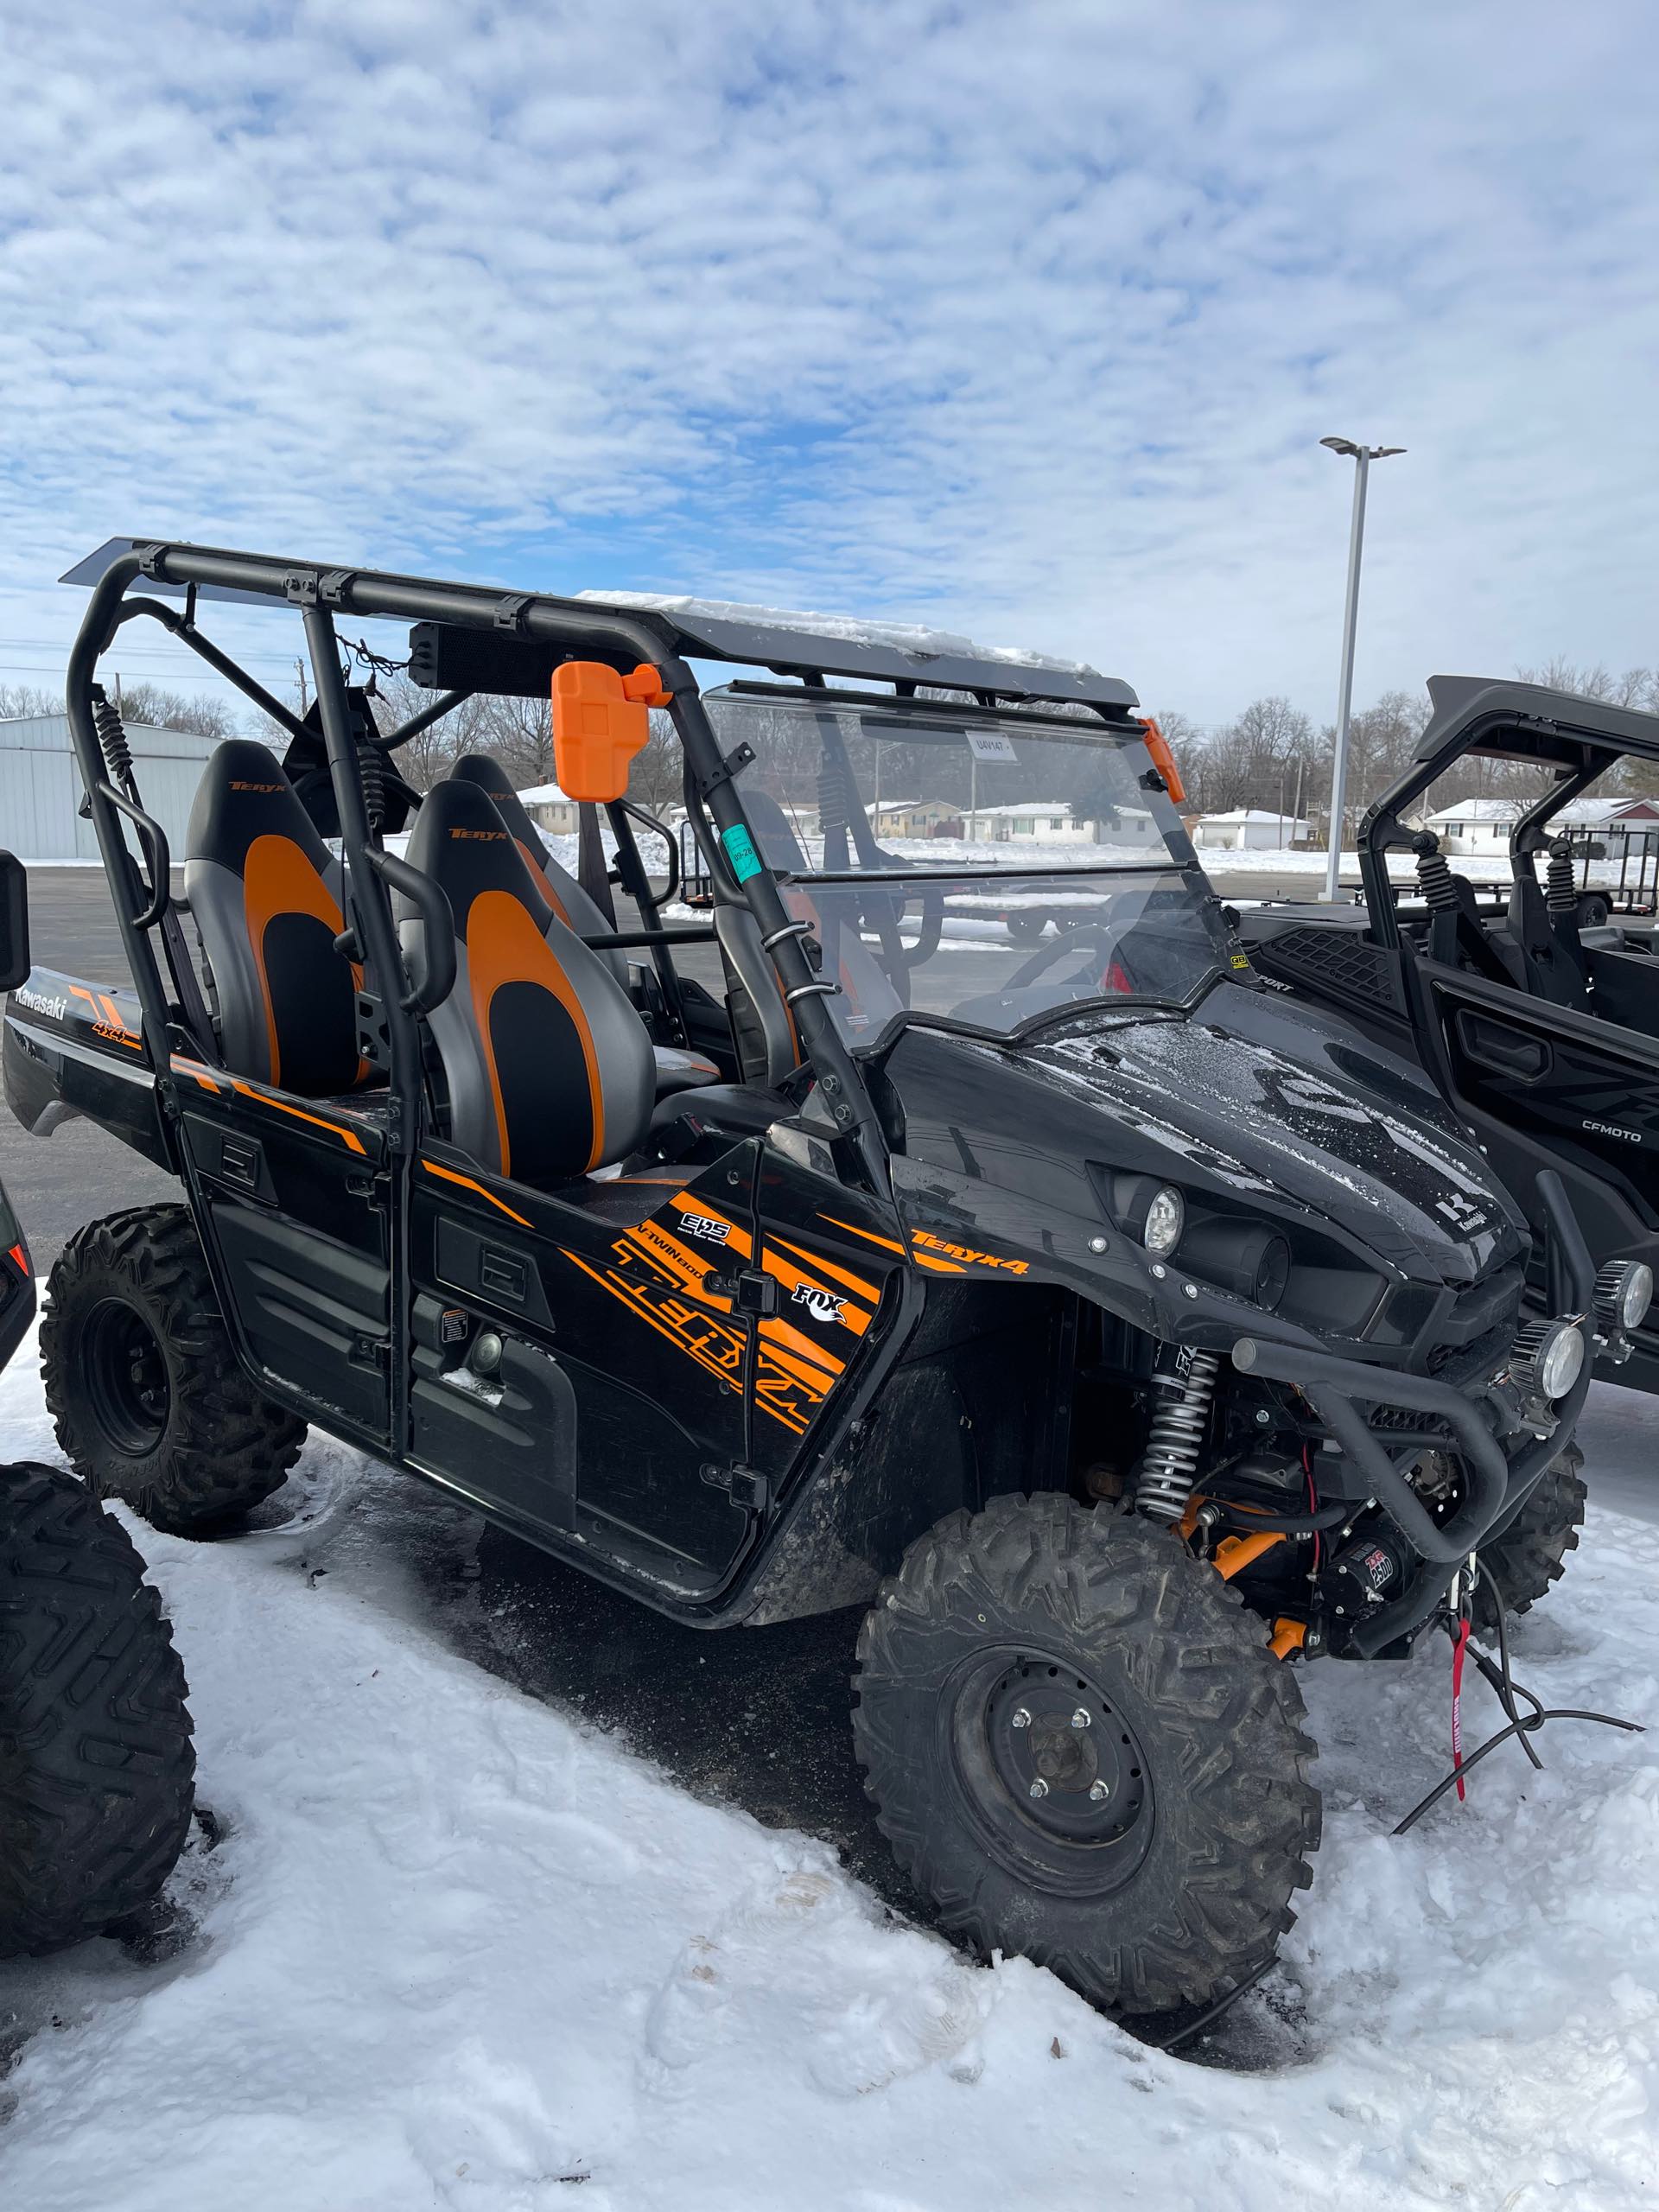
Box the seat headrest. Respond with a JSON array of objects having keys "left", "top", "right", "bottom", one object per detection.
[
  {"left": 452, "top": 754, "right": 551, "bottom": 865},
  {"left": 187, "top": 739, "right": 332, "bottom": 873},
  {"left": 406, "top": 775, "right": 555, "bottom": 936}
]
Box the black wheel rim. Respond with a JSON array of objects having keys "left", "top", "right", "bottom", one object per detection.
[
  {"left": 943, "top": 1647, "right": 1155, "bottom": 1898},
  {"left": 83, "top": 1297, "right": 171, "bottom": 1456}
]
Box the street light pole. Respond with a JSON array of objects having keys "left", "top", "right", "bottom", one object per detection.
[{"left": 1319, "top": 436, "right": 1404, "bottom": 901}]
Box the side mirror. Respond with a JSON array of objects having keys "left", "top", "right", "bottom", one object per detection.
[{"left": 0, "top": 852, "right": 30, "bottom": 993}]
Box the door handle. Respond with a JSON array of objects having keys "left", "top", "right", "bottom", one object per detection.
[
  {"left": 480, "top": 1248, "right": 528, "bottom": 1302},
  {"left": 1455, "top": 1011, "right": 1550, "bottom": 1079}
]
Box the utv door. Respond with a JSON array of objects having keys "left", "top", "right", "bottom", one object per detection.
[
  {"left": 1410, "top": 958, "right": 1659, "bottom": 1365},
  {"left": 174, "top": 1066, "right": 392, "bottom": 1448},
  {"left": 407, "top": 1135, "right": 763, "bottom": 1594}
]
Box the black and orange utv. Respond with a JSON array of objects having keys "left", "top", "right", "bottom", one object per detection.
[{"left": 5, "top": 542, "right": 1610, "bottom": 2017}]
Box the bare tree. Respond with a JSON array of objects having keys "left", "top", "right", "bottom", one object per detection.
[{"left": 0, "top": 683, "right": 62, "bottom": 719}]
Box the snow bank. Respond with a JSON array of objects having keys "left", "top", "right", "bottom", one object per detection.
[{"left": 5, "top": 1335, "right": 1659, "bottom": 2209}]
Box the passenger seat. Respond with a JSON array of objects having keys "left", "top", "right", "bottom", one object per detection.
[{"left": 184, "top": 739, "right": 366, "bottom": 1095}]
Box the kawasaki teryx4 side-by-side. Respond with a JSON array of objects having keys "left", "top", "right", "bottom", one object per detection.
[
  {"left": 1243, "top": 677, "right": 1659, "bottom": 1402},
  {"left": 0, "top": 855, "right": 194, "bottom": 1960},
  {"left": 3, "top": 544, "right": 1612, "bottom": 2018}
]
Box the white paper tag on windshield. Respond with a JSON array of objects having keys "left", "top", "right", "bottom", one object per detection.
[{"left": 966, "top": 731, "right": 1017, "bottom": 762}]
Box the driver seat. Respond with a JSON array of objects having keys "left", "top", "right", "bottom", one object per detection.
[
  {"left": 449, "top": 754, "right": 626, "bottom": 982},
  {"left": 403, "top": 778, "right": 655, "bottom": 1185}
]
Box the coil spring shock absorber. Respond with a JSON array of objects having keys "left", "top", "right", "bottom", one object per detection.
[
  {"left": 1545, "top": 836, "right": 1578, "bottom": 917},
  {"left": 89, "top": 683, "right": 134, "bottom": 785},
  {"left": 1412, "top": 830, "right": 1458, "bottom": 914},
  {"left": 358, "top": 738, "right": 388, "bottom": 835},
  {"left": 1132, "top": 1345, "right": 1221, "bottom": 1522}
]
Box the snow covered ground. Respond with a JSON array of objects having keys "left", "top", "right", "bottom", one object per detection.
[{"left": 5, "top": 1331, "right": 1659, "bottom": 2210}]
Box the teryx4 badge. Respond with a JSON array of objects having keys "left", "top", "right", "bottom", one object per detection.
[{"left": 791, "top": 1283, "right": 845, "bottom": 1326}]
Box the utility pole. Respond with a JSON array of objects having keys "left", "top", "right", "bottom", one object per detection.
[{"left": 1319, "top": 436, "right": 1405, "bottom": 900}]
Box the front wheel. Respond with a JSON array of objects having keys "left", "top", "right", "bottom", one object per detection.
[
  {"left": 0, "top": 1461, "right": 194, "bottom": 1956},
  {"left": 1474, "top": 1442, "right": 1585, "bottom": 1637},
  {"left": 42, "top": 1205, "right": 305, "bottom": 1535},
  {"left": 852, "top": 1495, "right": 1320, "bottom": 2016}
]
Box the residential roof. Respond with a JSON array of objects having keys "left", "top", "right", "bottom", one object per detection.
[
  {"left": 516, "top": 781, "right": 573, "bottom": 805},
  {"left": 1423, "top": 798, "right": 1522, "bottom": 823},
  {"left": 1199, "top": 807, "right": 1308, "bottom": 825},
  {"left": 969, "top": 799, "right": 1077, "bottom": 817}
]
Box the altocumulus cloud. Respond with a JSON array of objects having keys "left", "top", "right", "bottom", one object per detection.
[{"left": 2, "top": 0, "right": 1658, "bottom": 717}]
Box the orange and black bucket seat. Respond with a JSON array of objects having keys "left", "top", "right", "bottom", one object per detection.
[
  {"left": 184, "top": 738, "right": 365, "bottom": 1096},
  {"left": 402, "top": 778, "right": 655, "bottom": 1186}
]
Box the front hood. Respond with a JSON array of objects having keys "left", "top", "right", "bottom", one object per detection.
[{"left": 1013, "top": 982, "right": 1525, "bottom": 1281}]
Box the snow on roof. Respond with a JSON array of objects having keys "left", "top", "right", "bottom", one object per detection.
[
  {"left": 516, "top": 781, "right": 574, "bottom": 805},
  {"left": 575, "top": 590, "right": 1097, "bottom": 679},
  {"left": 1199, "top": 807, "right": 1307, "bottom": 824},
  {"left": 1424, "top": 798, "right": 1522, "bottom": 823},
  {"left": 1557, "top": 795, "right": 1659, "bottom": 826},
  {"left": 969, "top": 799, "right": 1077, "bottom": 817}
]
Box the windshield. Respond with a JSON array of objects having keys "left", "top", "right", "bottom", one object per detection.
[{"left": 703, "top": 686, "right": 1231, "bottom": 1044}]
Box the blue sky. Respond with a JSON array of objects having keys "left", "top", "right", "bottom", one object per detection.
[{"left": 3, "top": 0, "right": 1658, "bottom": 722}]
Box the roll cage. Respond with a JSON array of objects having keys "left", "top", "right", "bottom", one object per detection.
[
  {"left": 1357, "top": 675, "right": 1659, "bottom": 942},
  {"left": 57, "top": 537, "right": 1147, "bottom": 1194}
]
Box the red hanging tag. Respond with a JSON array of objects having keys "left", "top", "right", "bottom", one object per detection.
[{"left": 1451, "top": 1615, "right": 1471, "bottom": 1803}]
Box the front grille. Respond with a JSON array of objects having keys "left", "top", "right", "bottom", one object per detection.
[{"left": 1424, "top": 1263, "right": 1525, "bottom": 1389}]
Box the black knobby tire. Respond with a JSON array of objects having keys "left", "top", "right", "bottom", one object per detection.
[
  {"left": 1474, "top": 1442, "right": 1585, "bottom": 1636},
  {"left": 853, "top": 1494, "right": 1320, "bottom": 2016},
  {"left": 42, "top": 1205, "right": 305, "bottom": 1535},
  {"left": 0, "top": 1459, "right": 194, "bottom": 1956}
]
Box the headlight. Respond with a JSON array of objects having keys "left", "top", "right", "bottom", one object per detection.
[
  {"left": 1595, "top": 1260, "right": 1653, "bottom": 1333},
  {"left": 1510, "top": 1317, "right": 1586, "bottom": 1402},
  {"left": 1142, "top": 1185, "right": 1185, "bottom": 1256}
]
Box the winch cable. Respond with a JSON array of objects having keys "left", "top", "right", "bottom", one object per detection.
[
  {"left": 1392, "top": 1562, "right": 1641, "bottom": 1836},
  {"left": 1143, "top": 1955, "right": 1277, "bottom": 2055}
]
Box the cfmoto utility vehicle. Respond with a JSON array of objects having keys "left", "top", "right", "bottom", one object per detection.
[
  {"left": 6, "top": 545, "right": 1602, "bottom": 2017},
  {"left": 1243, "top": 677, "right": 1659, "bottom": 1408},
  {"left": 0, "top": 856, "right": 194, "bottom": 1960}
]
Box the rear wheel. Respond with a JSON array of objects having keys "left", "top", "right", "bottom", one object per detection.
[
  {"left": 853, "top": 1495, "right": 1320, "bottom": 2015},
  {"left": 1004, "top": 909, "right": 1047, "bottom": 944},
  {"left": 0, "top": 1460, "right": 194, "bottom": 1956},
  {"left": 1474, "top": 1442, "right": 1585, "bottom": 1636},
  {"left": 42, "top": 1205, "right": 305, "bottom": 1535}
]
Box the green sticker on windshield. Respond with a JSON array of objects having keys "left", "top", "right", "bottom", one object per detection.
[{"left": 723, "top": 823, "right": 763, "bottom": 883}]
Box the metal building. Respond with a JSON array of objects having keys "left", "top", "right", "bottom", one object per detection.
[{"left": 0, "top": 715, "right": 223, "bottom": 861}]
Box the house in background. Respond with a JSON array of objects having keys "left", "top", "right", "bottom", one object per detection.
[
  {"left": 517, "top": 780, "right": 580, "bottom": 836},
  {"left": 868, "top": 797, "right": 962, "bottom": 837},
  {"left": 1421, "top": 797, "right": 1522, "bottom": 853},
  {"left": 1089, "top": 804, "right": 1164, "bottom": 848},
  {"left": 968, "top": 800, "right": 1093, "bottom": 844},
  {"left": 1554, "top": 794, "right": 1659, "bottom": 855},
  {"left": 1191, "top": 807, "right": 1310, "bottom": 851}
]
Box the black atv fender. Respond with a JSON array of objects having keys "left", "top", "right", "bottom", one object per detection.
[{"left": 3, "top": 968, "right": 174, "bottom": 1171}]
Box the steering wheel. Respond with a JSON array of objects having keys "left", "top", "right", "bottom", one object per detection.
[{"left": 1006, "top": 921, "right": 1140, "bottom": 995}]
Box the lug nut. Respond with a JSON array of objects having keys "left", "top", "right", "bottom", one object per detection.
[
  {"left": 1088, "top": 1779, "right": 1109, "bottom": 1802},
  {"left": 1028, "top": 1777, "right": 1049, "bottom": 1799},
  {"left": 1010, "top": 1707, "right": 1031, "bottom": 1729},
  {"left": 1071, "top": 1708, "right": 1091, "bottom": 1729}
]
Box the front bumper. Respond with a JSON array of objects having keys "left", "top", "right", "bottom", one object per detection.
[{"left": 1232, "top": 1169, "right": 1595, "bottom": 1655}]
